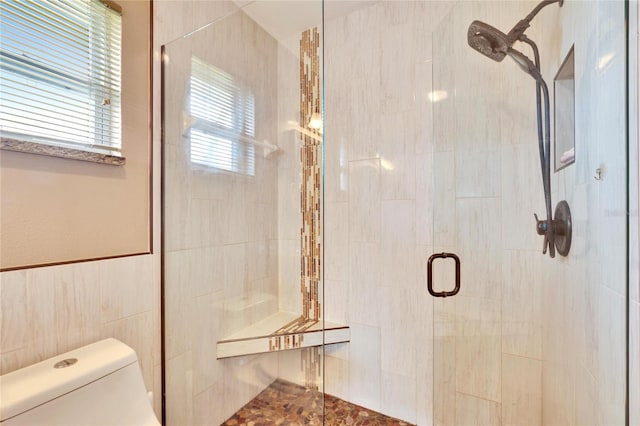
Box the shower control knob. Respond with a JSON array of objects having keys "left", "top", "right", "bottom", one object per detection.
[
  {"left": 534, "top": 214, "right": 556, "bottom": 257},
  {"left": 534, "top": 213, "right": 547, "bottom": 235},
  {"left": 533, "top": 203, "right": 572, "bottom": 258}
]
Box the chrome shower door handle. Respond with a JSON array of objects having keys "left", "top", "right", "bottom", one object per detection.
[{"left": 427, "top": 253, "right": 461, "bottom": 298}]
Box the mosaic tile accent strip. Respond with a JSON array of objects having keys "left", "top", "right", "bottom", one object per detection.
[
  {"left": 273, "top": 316, "right": 320, "bottom": 334},
  {"left": 268, "top": 334, "right": 303, "bottom": 351},
  {"left": 222, "top": 379, "right": 414, "bottom": 426},
  {"left": 299, "top": 27, "right": 321, "bottom": 322},
  {"left": 268, "top": 316, "right": 319, "bottom": 351}
]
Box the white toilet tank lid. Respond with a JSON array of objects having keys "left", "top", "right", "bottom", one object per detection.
[{"left": 0, "top": 338, "right": 137, "bottom": 422}]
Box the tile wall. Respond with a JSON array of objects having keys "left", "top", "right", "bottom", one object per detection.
[
  {"left": 539, "top": 1, "right": 628, "bottom": 424},
  {"left": 322, "top": 2, "right": 450, "bottom": 423},
  {"left": 160, "top": 4, "right": 283, "bottom": 423},
  {"left": 159, "top": 1, "right": 326, "bottom": 423},
  {"left": 323, "top": 1, "right": 633, "bottom": 425},
  {"left": 0, "top": 255, "right": 162, "bottom": 417},
  {"left": 1, "top": 2, "right": 636, "bottom": 426},
  {"left": 430, "top": 2, "right": 547, "bottom": 424},
  {"left": 276, "top": 38, "right": 304, "bottom": 317}
]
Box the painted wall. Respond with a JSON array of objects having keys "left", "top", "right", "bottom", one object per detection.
[{"left": 0, "top": 0, "right": 152, "bottom": 269}]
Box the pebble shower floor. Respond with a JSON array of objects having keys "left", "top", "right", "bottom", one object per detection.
[{"left": 222, "top": 379, "right": 413, "bottom": 425}]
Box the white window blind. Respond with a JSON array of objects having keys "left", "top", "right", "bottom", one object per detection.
[
  {"left": 0, "top": 0, "right": 122, "bottom": 156},
  {"left": 189, "top": 57, "right": 255, "bottom": 175}
]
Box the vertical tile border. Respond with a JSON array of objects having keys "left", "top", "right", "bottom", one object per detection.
[{"left": 300, "top": 28, "right": 322, "bottom": 322}]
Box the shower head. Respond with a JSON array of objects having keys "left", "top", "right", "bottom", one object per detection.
[
  {"left": 467, "top": 20, "right": 510, "bottom": 62},
  {"left": 467, "top": 0, "right": 563, "bottom": 63},
  {"left": 507, "top": 47, "right": 542, "bottom": 81},
  {"left": 466, "top": 0, "right": 568, "bottom": 259},
  {"left": 467, "top": 21, "right": 541, "bottom": 82}
]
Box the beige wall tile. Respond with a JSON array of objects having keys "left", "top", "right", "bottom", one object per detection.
[
  {"left": 0, "top": 255, "right": 159, "bottom": 419},
  {"left": 324, "top": 352, "right": 350, "bottom": 402},
  {"left": 278, "top": 239, "right": 302, "bottom": 314},
  {"left": 381, "top": 200, "right": 416, "bottom": 288},
  {"left": 455, "top": 297, "right": 501, "bottom": 402},
  {"left": 348, "top": 242, "right": 381, "bottom": 328},
  {"left": 325, "top": 202, "right": 349, "bottom": 282},
  {"left": 500, "top": 108, "right": 545, "bottom": 253},
  {"left": 501, "top": 354, "right": 541, "bottom": 426},
  {"left": 415, "top": 329, "right": 434, "bottom": 426},
  {"left": 414, "top": 61, "right": 434, "bottom": 156},
  {"left": 0, "top": 270, "right": 28, "bottom": 353},
  {"left": 192, "top": 292, "right": 224, "bottom": 395},
  {"left": 324, "top": 280, "right": 348, "bottom": 324},
  {"left": 433, "top": 151, "right": 456, "bottom": 247},
  {"left": 348, "top": 323, "right": 381, "bottom": 412},
  {"left": 379, "top": 287, "right": 417, "bottom": 378},
  {"left": 54, "top": 261, "right": 102, "bottom": 354},
  {"left": 100, "top": 255, "right": 154, "bottom": 323},
  {"left": 455, "top": 392, "right": 501, "bottom": 426},
  {"left": 193, "top": 381, "right": 226, "bottom": 425},
  {"left": 574, "top": 366, "right": 599, "bottom": 426},
  {"left": 502, "top": 250, "right": 542, "bottom": 359},
  {"left": 381, "top": 371, "right": 417, "bottom": 424},
  {"left": 542, "top": 359, "right": 576, "bottom": 426},
  {"left": 596, "top": 285, "right": 626, "bottom": 425},
  {"left": 222, "top": 353, "right": 278, "bottom": 421},
  {"left": 348, "top": 159, "right": 381, "bottom": 243},
  {"left": 154, "top": 0, "right": 238, "bottom": 47},
  {"left": 455, "top": 149, "right": 501, "bottom": 198},
  {"left": 456, "top": 198, "right": 502, "bottom": 300},
  {"left": 165, "top": 351, "right": 194, "bottom": 426},
  {"left": 101, "top": 312, "right": 155, "bottom": 392},
  {"left": 415, "top": 153, "right": 434, "bottom": 246},
  {"left": 433, "top": 335, "right": 456, "bottom": 426}
]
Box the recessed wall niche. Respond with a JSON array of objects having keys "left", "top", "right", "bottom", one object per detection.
[{"left": 554, "top": 45, "right": 575, "bottom": 172}]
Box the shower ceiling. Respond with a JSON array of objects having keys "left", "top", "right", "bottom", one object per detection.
[{"left": 235, "top": 0, "right": 377, "bottom": 52}]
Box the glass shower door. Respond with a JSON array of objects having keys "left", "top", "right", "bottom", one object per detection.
[
  {"left": 431, "top": 1, "right": 628, "bottom": 425},
  {"left": 162, "top": 3, "right": 327, "bottom": 424}
]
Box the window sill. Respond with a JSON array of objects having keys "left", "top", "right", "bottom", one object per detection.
[{"left": 0, "top": 138, "right": 126, "bottom": 166}]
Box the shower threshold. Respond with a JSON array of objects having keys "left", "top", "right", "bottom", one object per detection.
[{"left": 216, "top": 311, "right": 350, "bottom": 359}]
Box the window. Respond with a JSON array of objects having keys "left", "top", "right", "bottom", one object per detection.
[
  {"left": 189, "top": 57, "right": 255, "bottom": 175},
  {"left": 0, "top": 0, "right": 122, "bottom": 157}
]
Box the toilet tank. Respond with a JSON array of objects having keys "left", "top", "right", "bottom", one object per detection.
[{"left": 0, "top": 339, "right": 160, "bottom": 426}]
